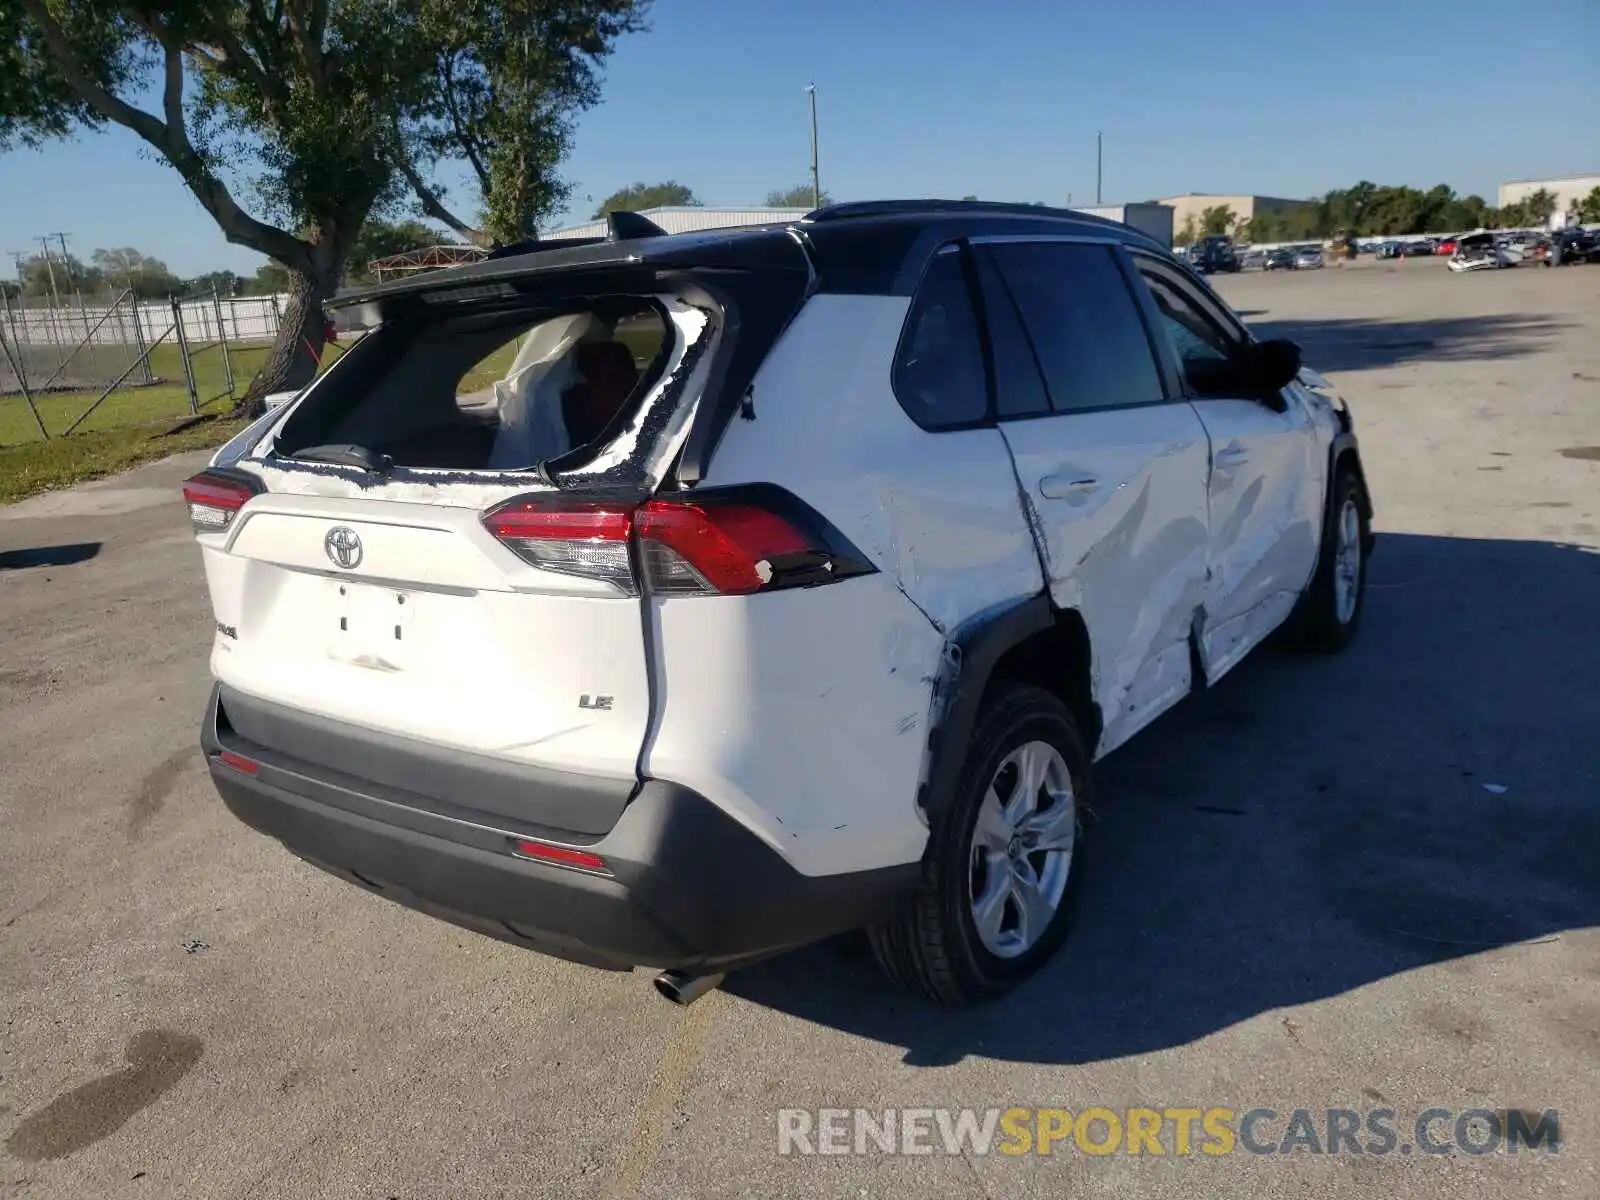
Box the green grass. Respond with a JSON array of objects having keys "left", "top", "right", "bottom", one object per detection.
[
  {"left": 0, "top": 341, "right": 350, "bottom": 446},
  {"left": 0, "top": 318, "right": 657, "bottom": 505},
  {"left": 0, "top": 339, "right": 353, "bottom": 504},
  {"left": 0, "top": 415, "right": 249, "bottom": 505}
]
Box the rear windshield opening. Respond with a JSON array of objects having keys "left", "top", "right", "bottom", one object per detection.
[{"left": 276, "top": 298, "right": 669, "bottom": 471}]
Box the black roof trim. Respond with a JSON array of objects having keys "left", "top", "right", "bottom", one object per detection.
[
  {"left": 804, "top": 198, "right": 1127, "bottom": 230},
  {"left": 327, "top": 200, "right": 1171, "bottom": 313}
]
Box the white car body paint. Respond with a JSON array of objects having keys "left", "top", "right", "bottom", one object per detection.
[
  {"left": 705, "top": 294, "right": 1047, "bottom": 635},
  {"left": 1187, "top": 387, "right": 1323, "bottom": 683},
  {"left": 642, "top": 579, "right": 945, "bottom": 875},
  {"left": 198, "top": 491, "right": 650, "bottom": 781},
  {"left": 681, "top": 293, "right": 1047, "bottom": 869},
  {"left": 998, "top": 403, "right": 1212, "bottom": 756}
]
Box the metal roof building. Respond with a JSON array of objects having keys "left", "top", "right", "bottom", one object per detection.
[
  {"left": 544, "top": 206, "right": 810, "bottom": 241},
  {"left": 1497, "top": 174, "right": 1600, "bottom": 215}
]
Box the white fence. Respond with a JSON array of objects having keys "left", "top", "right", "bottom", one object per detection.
[{"left": 2, "top": 293, "right": 287, "bottom": 346}]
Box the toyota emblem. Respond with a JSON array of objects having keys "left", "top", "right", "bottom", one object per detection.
[{"left": 324, "top": 526, "right": 362, "bottom": 569}]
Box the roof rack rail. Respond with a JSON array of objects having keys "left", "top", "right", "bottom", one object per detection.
[{"left": 802, "top": 199, "right": 1091, "bottom": 223}]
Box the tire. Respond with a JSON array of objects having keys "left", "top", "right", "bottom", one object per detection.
[
  {"left": 1287, "top": 463, "right": 1370, "bottom": 652},
  {"left": 868, "top": 683, "right": 1092, "bottom": 1005}
]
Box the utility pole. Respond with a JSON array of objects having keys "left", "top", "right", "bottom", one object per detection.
[
  {"left": 51, "top": 232, "right": 91, "bottom": 360},
  {"left": 807, "top": 83, "right": 820, "bottom": 209},
  {"left": 1096, "top": 131, "right": 1103, "bottom": 205},
  {"left": 36, "top": 237, "right": 62, "bottom": 310}
]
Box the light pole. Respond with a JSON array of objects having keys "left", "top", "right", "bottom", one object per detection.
[
  {"left": 807, "top": 83, "right": 820, "bottom": 208},
  {"left": 1096, "top": 131, "right": 1103, "bottom": 205}
]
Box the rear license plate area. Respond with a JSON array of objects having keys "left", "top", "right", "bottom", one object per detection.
[{"left": 326, "top": 579, "right": 411, "bottom": 670}]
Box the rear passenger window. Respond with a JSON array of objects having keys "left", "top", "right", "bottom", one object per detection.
[
  {"left": 974, "top": 250, "right": 1051, "bottom": 420},
  {"left": 985, "top": 243, "right": 1165, "bottom": 413},
  {"left": 892, "top": 249, "right": 988, "bottom": 429}
]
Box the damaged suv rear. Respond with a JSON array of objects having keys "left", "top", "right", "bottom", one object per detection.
[{"left": 191, "top": 203, "right": 1371, "bottom": 1005}]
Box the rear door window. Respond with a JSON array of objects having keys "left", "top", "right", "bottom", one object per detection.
[
  {"left": 983, "top": 242, "right": 1166, "bottom": 413},
  {"left": 892, "top": 248, "right": 989, "bottom": 429},
  {"left": 972, "top": 249, "right": 1051, "bottom": 420}
]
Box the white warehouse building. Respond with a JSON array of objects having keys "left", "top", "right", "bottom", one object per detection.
[
  {"left": 545, "top": 206, "right": 810, "bottom": 241},
  {"left": 1498, "top": 174, "right": 1600, "bottom": 216}
]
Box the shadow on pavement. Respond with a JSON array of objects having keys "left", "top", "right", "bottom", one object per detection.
[
  {"left": 1247, "top": 314, "right": 1573, "bottom": 372},
  {"left": 0, "top": 542, "right": 101, "bottom": 570},
  {"left": 728, "top": 533, "right": 1600, "bottom": 1065}
]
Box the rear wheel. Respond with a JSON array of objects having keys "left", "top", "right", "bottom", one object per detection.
[{"left": 868, "top": 683, "right": 1091, "bottom": 1005}]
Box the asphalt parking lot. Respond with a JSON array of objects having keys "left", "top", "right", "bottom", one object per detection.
[{"left": 3, "top": 258, "right": 1598, "bottom": 1200}]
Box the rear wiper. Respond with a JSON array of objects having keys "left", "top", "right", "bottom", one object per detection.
[{"left": 291, "top": 444, "right": 393, "bottom": 473}]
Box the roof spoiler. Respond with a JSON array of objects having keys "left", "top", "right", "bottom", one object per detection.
[{"left": 481, "top": 211, "right": 668, "bottom": 263}]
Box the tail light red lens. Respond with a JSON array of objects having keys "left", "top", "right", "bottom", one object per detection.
[
  {"left": 635, "top": 502, "right": 812, "bottom": 594},
  {"left": 484, "top": 488, "right": 872, "bottom": 597},
  {"left": 182, "top": 471, "right": 261, "bottom": 533}
]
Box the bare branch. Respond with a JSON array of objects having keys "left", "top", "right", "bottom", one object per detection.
[
  {"left": 440, "top": 57, "right": 489, "bottom": 191},
  {"left": 17, "top": 0, "right": 309, "bottom": 268},
  {"left": 284, "top": 0, "right": 326, "bottom": 83},
  {"left": 200, "top": 18, "right": 287, "bottom": 114},
  {"left": 393, "top": 147, "right": 488, "bottom": 246}
]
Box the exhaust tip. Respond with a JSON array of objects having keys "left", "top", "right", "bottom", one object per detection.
[{"left": 653, "top": 969, "right": 725, "bottom": 1007}]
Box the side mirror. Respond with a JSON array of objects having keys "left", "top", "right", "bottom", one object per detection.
[{"left": 1249, "top": 338, "right": 1301, "bottom": 395}]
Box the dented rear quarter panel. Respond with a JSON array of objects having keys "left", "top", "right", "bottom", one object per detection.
[{"left": 679, "top": 292, "right": 1049, "bottom": 873}]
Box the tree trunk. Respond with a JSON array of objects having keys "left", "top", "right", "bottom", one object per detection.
[{"left": 234, "top": 255, "right": 339, "bottom": 419}]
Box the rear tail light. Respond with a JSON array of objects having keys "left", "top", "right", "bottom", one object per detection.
[
  {"left": 483, "top": 486, "right": 873, "bottom": 597},
  {"left": 485, "top": 501, "right": 635, "bottom": 591},
  {"left": 182, "top": 470, "right": 262, "bottom": 533}
]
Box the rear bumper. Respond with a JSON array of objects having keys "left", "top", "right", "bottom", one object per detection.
[{"left": 201, "top": 685, "right": 916, "bottom": 971}]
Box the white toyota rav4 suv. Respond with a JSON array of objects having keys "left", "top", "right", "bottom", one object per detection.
[{"left": 187, "top": 202, "right": 1372, "bottom": 1006}]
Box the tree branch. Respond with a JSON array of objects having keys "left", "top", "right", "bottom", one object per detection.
[
  {"left": 440, "top": 57, "right": 489, "bottom": 191},
  {"left": 18, "top": 0, "right": 310, "bottom": 268},
  {"left": 393, "top": 146, "right": 487, "bottom": 246},
  {"left": 284, "top": 0, "right": 326, "bottom": 83}
]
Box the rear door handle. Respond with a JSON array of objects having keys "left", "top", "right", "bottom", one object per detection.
[
  {"left": 1213, "top": 445, "right": 1249, "bottom": 468},
  {"left": 1039, "top": 472, "right": 1100, "bottom": 500}
]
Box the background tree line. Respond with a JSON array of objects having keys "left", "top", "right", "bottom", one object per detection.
[
  {"left": 5, "top": 0, "right": 651, "bottom": 412},
  {"left": 1174, "top": 183, "right": 1600, "bottom": 246}
]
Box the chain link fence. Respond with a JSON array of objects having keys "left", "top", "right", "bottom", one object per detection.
[{"left": 0, "top": 290, "right": 287, "bottom": 439}]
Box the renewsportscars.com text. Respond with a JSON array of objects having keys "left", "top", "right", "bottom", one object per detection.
[{"left": 776, "top": 1106, "right": 1560, "bottom": 1158}]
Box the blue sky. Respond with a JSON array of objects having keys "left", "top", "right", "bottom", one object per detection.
[{"left": 1, "top": 0, "right": 1595, "bottom": 277}]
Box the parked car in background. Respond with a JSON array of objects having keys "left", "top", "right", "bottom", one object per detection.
[
  {"left": 1240, "top": 248, "right": 1266, "bottom": 270},
  {"left": 1376, "top": 241, "right": 1403, "bottom": 259},
  {"left": 1264, "top": 247, "right": 1297, "bottom": 271},
  {"left": 1295, "top": 246, "right": 1324, "bottom": 269},
  {"left": 1402, "top": 238, "right": 1437, "bottom": 257},
  {"left": 1188, "top": 235, "right": 1240, "bottom": 274},
  {"left": 184, "top": 200, "right": 1372, "bottom": 1006},
  {"left": 1448, "top": 231, "right": 1517, "bottom": 271},
  {"left": 1435, "top": 237, "right": 1458, "bottom": 255},
  {"left": 1535, "top": 228, "right": 1600, "bottom": 266}
]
